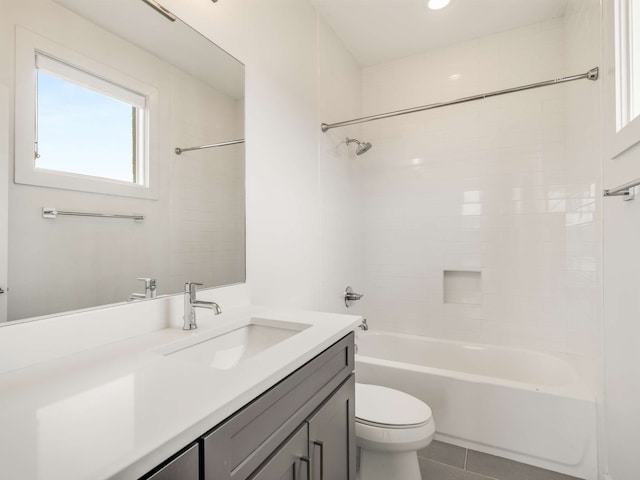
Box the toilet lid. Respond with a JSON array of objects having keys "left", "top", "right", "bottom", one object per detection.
[{"left": 355, "top": 383, "right": 432, "bottom": 427}]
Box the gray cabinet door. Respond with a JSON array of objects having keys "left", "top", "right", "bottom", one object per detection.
[
  {"left": 203, "top": 333, "right": 354, "bottom": 480},
  {"left": 307, "top": 375, "right": 356, "bottom": 480},
  {"left": 142, "top": 443, "right": 199, "bottom": 480},
  {"left": 249, "top": 424, "right": 309, "bottom": 480}
]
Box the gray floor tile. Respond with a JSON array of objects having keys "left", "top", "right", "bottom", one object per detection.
[
  {"left": 466, "top": 450, "right": 584, "bottom": 480},
  {"left": 418, "top": 457, "right": 494, "bottom": 480},
  {"left": 418, "top": 440, "right": 467, "bottom": 469}
]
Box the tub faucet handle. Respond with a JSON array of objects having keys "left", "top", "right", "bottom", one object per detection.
[{"left": 344, "top": 286, "right": 364, "bottom": 307}]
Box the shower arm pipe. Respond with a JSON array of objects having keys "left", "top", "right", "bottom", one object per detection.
[
  {"left": 321, "top": 67, "right": 599, "bottom": 132},
  {"left": 175, "top": 139, "right": 245, "bottom": 155}
]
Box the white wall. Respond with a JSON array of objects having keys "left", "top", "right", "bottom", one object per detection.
[
  {"left": 318, "top": 20, "right": 364, "bottom": 315},
  {"left": 601, "top": 0, "right": 640, "bottom": 477},
  {"left": 0, "top": 84, "right": 7, "bottom": 321},
  {"left": 358, "top": 15, "right": 602, "bottom": 365},
  {"left": 1, "top": 0, "right": 245, "bottom": 320}
]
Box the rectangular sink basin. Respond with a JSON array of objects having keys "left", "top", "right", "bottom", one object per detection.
[{"left": 165, "top": 320, "right": 309, "bottom": 370}]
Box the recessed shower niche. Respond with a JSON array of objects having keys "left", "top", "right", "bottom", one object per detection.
[{"left": 443, "top": 270, "right": 482, "bottom": 306}]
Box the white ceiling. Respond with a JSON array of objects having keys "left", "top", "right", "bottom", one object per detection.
[{"left": 311, "top": 0, "right": 569, "bottom": 66}]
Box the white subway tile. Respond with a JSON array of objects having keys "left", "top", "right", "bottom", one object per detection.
[{"left": 359, "top": 12, "right": 599, "bottom": 353}]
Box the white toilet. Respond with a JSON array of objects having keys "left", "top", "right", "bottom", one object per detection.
[{"left": 355, "top": 383, "right": 435, "bottom": 480}]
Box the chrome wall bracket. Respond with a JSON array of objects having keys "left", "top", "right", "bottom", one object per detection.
[{"left": 603, "top": 178, "right": 640, "bottom": 201}]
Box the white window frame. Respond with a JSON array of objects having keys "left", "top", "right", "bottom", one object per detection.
[
  {"left": 606, "top": 0, "right": 640, "bottom": 157},
  {"left": 15, "top": 27, "right": 160, "bottom": 199}
]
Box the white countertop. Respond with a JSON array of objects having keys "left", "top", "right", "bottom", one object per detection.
[{"left": 0, "top": 304, "right": 360, "bottom": 480}]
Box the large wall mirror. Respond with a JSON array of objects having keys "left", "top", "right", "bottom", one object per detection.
[{"left": 1, "top": 0, "right": 245, "bottom": 323}]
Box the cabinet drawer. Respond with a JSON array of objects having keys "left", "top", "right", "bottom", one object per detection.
[{"left": 203, "top": 332, "right": 354, "bottom": 480}]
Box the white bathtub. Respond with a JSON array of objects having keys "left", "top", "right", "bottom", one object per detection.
[{"left": 355, "top": 331, "right": 597, "bottom": 480}]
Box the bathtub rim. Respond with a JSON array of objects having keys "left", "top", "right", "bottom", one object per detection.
[{"left": 354, "top": 330, "right": 595, "bottom": 402}]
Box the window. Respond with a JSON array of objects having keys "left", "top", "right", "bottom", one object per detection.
[
  {"left": 15, "top": 27, "right": 159, "bottom": 199},
  {"left": 616, "top": 0, "right": 638, "bottom": 131},
  {"left": 629, "top": 0, "right": 640, "bottom": 122},
  {"left": 35, "top": 53, "right": 146, "bottom": 184}
]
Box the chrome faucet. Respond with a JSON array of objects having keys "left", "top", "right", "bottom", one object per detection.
[
  {"left": 358, "top": 318, "right": 369, "bottom": 331},
  {"left": 129, "top": 277, "right": 157, "bottom": 301},
  {"left": 183, "top": 282, "right": 222, "bottom": 330}
]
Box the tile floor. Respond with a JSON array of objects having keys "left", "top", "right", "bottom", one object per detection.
[{"left": 417, "top": 440, "right": 584, "bottom": 480}]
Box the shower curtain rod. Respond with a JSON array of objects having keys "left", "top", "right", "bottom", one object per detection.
[
  {"left": 175, "top": 139, "right": 245, "bottom": 155},
  {"left": 321, "top": 67, "right": 599, "bottom": 132}
]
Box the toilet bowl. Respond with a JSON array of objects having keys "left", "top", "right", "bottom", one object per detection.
[{"left": 356, "top": 383, "right": 435, "bottom": 480}]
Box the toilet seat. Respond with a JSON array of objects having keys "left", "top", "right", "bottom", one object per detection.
[
  {"left": 357, "top": 417, "right": 428, "bottom": 429},
  {"left": 355, "top": 383, "right": 432, "bottom": 428}
]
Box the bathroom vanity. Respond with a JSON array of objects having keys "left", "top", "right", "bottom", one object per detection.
[
  {"left": 0, "top": 291, "right": 360, "bottom": 480},
  {"left": 144, "top": 334, "right": 355, "bottom": 480}
]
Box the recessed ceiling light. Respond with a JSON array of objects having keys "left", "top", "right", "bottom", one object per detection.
[{"left": 427, "top": 0, "right": 450, "bottom": 10}]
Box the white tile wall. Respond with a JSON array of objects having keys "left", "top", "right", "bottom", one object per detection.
[
  {"left": 563, "top": 0, "right": 602, "bottom": 363},
  {"left": 361, "top": 12, "right": 601, "bottom": 355}
]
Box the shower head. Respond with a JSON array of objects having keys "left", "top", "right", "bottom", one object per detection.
[{"left": 346, "top": 137, "right": 372, "bottom": 156}]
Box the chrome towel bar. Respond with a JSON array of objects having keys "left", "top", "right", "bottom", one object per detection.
[
  {"left": 603, "top": 177, "right": 640, "bottom": 201},
  {"left": 42, "top": 207, "right": 144, "bottom": 222}
]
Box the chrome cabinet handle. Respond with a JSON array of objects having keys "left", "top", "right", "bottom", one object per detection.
[{"left": 313, "top": 441, "right": 324, "bottom": 480}]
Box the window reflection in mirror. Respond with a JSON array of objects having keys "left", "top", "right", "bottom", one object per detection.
[
  {"left": 36, "top": 59, "right": 145, "bottom": 184},
  {"left": 3, "top": 0, "right": 245, "bottom": 323}
]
